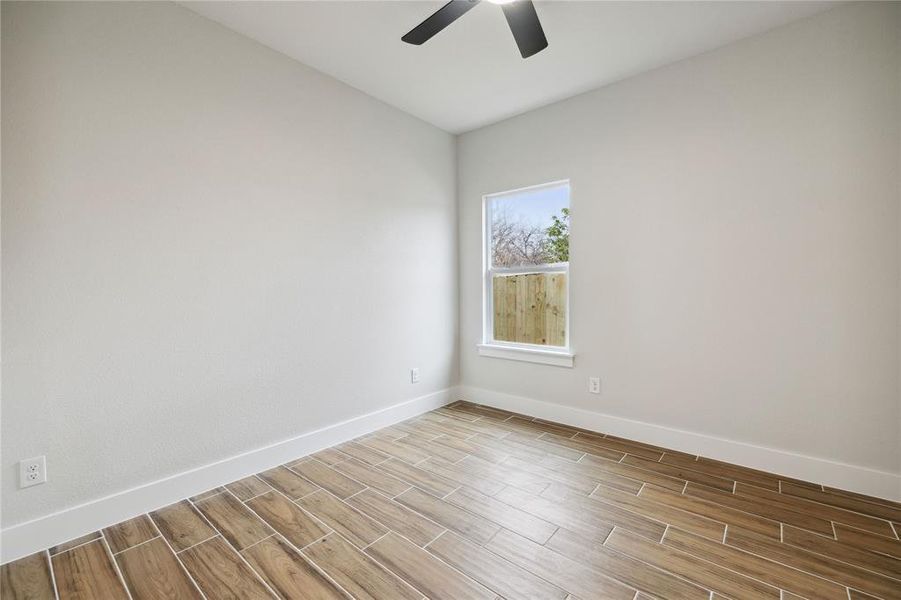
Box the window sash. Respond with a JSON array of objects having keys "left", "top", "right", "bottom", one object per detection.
[
  {"left": 484, "top": 179, "right": 570, "bottom": 272},
  {"left": 484, "top": 264, "right": 570, "bottom": 350},
  {"left": 488, "top": 262, "right": 567, "bottom": 276}
]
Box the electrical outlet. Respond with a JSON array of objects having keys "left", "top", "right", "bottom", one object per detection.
[
  {"left": 19, "top": 456, "right": 47, "bottom": 488},
  {"left": 411, "top": 368, "right": 420, "bottom": 383},
  {"left": 588, "top": 377, "right": 601, "bottom": 394}
]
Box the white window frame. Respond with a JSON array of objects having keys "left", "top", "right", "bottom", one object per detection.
[{"left": 478, "top": 179, "right": 573, "bottom": 368}]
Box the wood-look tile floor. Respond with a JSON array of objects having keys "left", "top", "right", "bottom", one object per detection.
[{"left": 4, "top": 401, "right": 901, "bottom": 600}]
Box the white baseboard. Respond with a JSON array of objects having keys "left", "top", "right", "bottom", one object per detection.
[
  {"left": 0, "top": 387, "right": 456, "bottom": 564},
  {"left": 459, "top": 385, "right": 901, "bottom": 502}
]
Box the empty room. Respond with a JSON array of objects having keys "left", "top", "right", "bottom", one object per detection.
[{"left": 2, "top": 0, "right": 900, "bottom": 598}]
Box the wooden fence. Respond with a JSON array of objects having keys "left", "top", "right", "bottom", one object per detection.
[{"left": 492, "top": 272, "right": 566, "bottom": 347}]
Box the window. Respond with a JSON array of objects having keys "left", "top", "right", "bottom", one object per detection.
[{"left": 479, "top": 180, "right": 572, "bottom": 367}]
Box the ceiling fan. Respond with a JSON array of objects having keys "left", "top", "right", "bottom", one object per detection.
[{"left": 402, "top": 0, "right": 548, "bottom": 59}]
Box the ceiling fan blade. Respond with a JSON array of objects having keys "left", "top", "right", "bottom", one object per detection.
[
  {"left": 501, "top": 0, "right": 548, "bottom": 58},
  {"left": 402, "top": 0, "right": 481, "bottom": 45}
]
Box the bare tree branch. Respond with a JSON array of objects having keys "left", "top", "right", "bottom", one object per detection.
[{"left": 491, "top": 209, "right": 552, "bottom": 267}]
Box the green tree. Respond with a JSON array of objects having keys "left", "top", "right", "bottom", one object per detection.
[{"left": 546, "top": 207, "right": 570, "bottom": 262}]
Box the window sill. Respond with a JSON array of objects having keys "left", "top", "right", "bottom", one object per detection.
[{"left": 477, "top": 344, "right": 574, "bottom": 368}]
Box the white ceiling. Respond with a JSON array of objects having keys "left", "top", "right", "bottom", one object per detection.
[{"left": 183, "top": 1, "right": 837, "bottom": 133}]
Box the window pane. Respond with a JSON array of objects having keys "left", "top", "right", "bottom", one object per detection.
[
  {"left": 492, "top": 272, "right": 566, "bottom": 346},
  {"left": 489, "top": 183, "right": 569, "bottom": 268}
]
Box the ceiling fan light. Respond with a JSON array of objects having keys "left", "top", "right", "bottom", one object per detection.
[{"left": 486, "top": 0, "right": 517, "bottom": 5}]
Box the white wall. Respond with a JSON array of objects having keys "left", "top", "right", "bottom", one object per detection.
[
  {"left": 459, "top": 2, "right": 901, "bottom": 479},
  {"left": 1, "top": 1, "right": 457, "bottom": 528}
]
